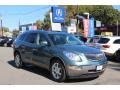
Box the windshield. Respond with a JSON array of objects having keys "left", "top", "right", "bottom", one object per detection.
[
  {"left": 48, "top": 33, "right": 84, "bottom": 45},
  {"left": 98, "top": 38, "right": 110, "bottom": 44}
]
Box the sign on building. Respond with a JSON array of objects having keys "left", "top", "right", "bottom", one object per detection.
[
  {"left": 83, "top": 18, "right": 95, "bottom": 37},
  {"left": 67, "top": 26, "right": 76, "bottom": 34},
  {"left": 96, "top": 20, "right": 101, "bottom": 27},
  {"left": 83, "top": 19, "right": 89, "bottom": 37},
  {"left": 50, "top": 12, "right": 62, "bottom": 31},
  {"left": 89, "top": 18, "right": 95, "bottom": 37},
  {"left": 70, "top": 19, "right": 77, "bottom": 26},
  {"left": 52, "top": 7, "right": 65, "bottom": 23}
]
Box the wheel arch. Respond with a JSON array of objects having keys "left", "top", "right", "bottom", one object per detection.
[
  {"left": 115, "top": 49, "right": 120, "bottom": 55},
  {"left": 49, "top": 56, "right": 66, "bottom": 69},
  {"left": 14, "top": 50, "right": 20, "bottom": 57}
]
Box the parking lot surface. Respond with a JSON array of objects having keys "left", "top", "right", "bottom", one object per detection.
[{"left": 0, "top": 47, "right": 120, "bottom": 85}]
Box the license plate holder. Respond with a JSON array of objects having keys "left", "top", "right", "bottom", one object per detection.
[{"left": 96, "top": 65, "right": 103, "bottom": 70}]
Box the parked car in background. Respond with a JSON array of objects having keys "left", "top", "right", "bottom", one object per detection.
[
  {"left": 75, "top": 34, "right": 87, "bottom": 43},
  {"left": 13, "top": 30, "right": 107, "bottom": 82},
  {"left": 5, "top": 38, "right": 14, "bottom": 47},
  {"left": 0, "top": 36, "right": 9, "bottom": 46},
  {"left": 97, "top": 36, "right": 120, "bottom": 61},
  {"left": 86, "top": 36, "right": 103, "bottom": 49}
]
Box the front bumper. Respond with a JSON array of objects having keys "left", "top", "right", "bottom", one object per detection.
[
  {"left": 66, "top": 64, "right": 107, "bottom": 79},
  {"left": 101, "top": 49, "right": 115, "bottom": 56}
]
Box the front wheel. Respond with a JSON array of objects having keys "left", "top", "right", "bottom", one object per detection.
[
  {"left": 50, "top": 60, "right": 66, "bottom": 82},
  {"left": 4, "top": 43, "right": 7, "bottom": 47},
  {"left": 14, "top": 53, "right": 24, "bottom": 68}
]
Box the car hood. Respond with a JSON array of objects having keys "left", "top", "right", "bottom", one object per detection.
[{"left": 56, "top": 44, "right": 102, "bottom": 54}]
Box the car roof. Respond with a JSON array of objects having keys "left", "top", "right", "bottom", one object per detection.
[
  {"left": 23, "top": 30, "right": 67, "bottom": 35},
  {"left": 102, "top": 36, "right": 120, "bottom": 39}
]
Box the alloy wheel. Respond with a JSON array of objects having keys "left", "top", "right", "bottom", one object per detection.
[
  {"left": 52, "top": 62, "right": 62, "bottom": 79},
  {"left": 15, "top": 54, "right": 22, "bottom": 68}
]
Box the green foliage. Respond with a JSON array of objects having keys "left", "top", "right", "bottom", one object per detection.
[
  {"left": 36, "top": 20, "right": 43, "bottom": 30},
  {"left": 36, "top": 5, "right": 120, "bottom": 31},
  {"left": 12, "top": 29, "right": 19, "bottom": 37},
  {"left": 41, "top": 12, "right": 51, "bottom": 30},
  {"left": 2, "top": 27, "right": 9, "bottom": 32},
  {"left": 35, "top": 11, "right": 51, "bottom": 30},
  {"left": 64, "top": 5, "right": 120, "bottom": 25}
]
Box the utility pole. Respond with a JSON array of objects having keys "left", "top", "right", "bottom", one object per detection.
[
  {"left": 18, "top": 19, "right": 20, "bottom": 31},
  {"left": 76, "top": 5, "right": 79, "bottom": 33},
  {"left": 117, "top": 20, "right": 119, "bottom": 36},
  {"left": 0, "top": 15, "right": 3, "bottom": 36}
]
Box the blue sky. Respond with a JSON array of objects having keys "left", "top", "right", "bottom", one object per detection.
[
  {"left": 0, "top": 5, "right": 52, "bottom": 31},
  {"left": 0, "top": 5, "right": 120, "bottom": 31}
]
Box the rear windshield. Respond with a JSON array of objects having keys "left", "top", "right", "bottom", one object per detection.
[{"left": 98, "top": 38, "right": 110, "bottom": 44}]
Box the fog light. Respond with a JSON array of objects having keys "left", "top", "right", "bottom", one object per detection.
[{"left": 69, "top": 66, "right": 82, "bottom": 70}]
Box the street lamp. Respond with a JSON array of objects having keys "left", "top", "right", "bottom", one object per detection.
[{"left": 83, "top": 12, "right": 89, "bottom": 19}]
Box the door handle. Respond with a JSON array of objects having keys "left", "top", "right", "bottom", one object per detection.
[{"left": 21, "top": 46, "right": 25, "bottom": 48}]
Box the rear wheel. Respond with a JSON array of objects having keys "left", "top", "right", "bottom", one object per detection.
[
  {"left": 14, "top": 53, "right": 24, "bottom": 68},
  {"left": 11, "top": 44, "right": 13, "bottom": 47},
  {"left": 50, "top": 60, "right": 66, "bottom": 82}
]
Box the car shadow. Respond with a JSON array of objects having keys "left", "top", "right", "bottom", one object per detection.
[
  {"left": 8, "top": 60, "right": 52, "bottom": 81},
  {"left": 107, "top": 56, "right": 120, "bottom": 63},
  {"left": 108, "top": 65, "right": 120, "bottom": 71},
  {"left": 8, "top": 60, "right": 99, "bottom": 83},
  {"left": 65, "top": 77, "right": 98, "bottom": 83},
  {"left": 107, "top": 58, "right": 120, "bottom": 72}
]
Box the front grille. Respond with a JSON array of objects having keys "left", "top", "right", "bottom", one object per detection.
[{"left": 85, "top": 53, "right": 105, "bottom": 61}]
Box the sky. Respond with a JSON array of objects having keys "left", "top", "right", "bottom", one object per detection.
[
  {"left": 0, "top": 5, "right": 52, "bottom": 31},
  {"left": 0, "top": 5, "right": 120, "bottom": 31}
]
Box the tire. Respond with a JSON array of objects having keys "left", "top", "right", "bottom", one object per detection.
[
  {"left": 115, "top": 50, "right": 120, "bottom": 62},
  {"left": 14, "top": 53, "right": 24, "bottom": 68},
  {"left": 50, "top": 60, "right": 66, "bottom": 82},
  {"left": 11, "top": 44, "right": 13, "bottom": 47}
]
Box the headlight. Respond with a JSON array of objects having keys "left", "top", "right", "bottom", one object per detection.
[{"left": 63, "top": 51, "right": 82, "bottom": 62}]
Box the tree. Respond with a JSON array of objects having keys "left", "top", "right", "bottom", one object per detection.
[
  {"left": 42, "top": 12, "right": 51, "bottom": 30},
  {"left": 2, "top": 27, "right": 9, "bottom": 32},
  {"left": 63, "top": 5, "right": 120, "bottom": 26},
  {"left": 12, "top": 29, "right": 19, "bottom": 37},
  {"left": 90, "top": 5, "right": 120, "bottom": 25},
  {"left": 36, "top": 20, "right": 43, "bottom": 30},
  {"left": 35, "top": 11, "right": 51, "bottom": 30}
]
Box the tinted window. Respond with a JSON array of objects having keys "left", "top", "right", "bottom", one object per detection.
[
  {"left": 38, "top": 33, "right": 49, "bottom": 46},
  {"left": 25, "top": 33, "right": 37, "bottom": 44},
  {"left": 113, "top": 39, "right": 120, "bottom": 44},
  {"left": 75, "top": 35, "right": 87, "bottom": 43},
  {"left": 98, "top": 38, "right": 110, "bottom": 44},
  {"left": 48, "top": 34, "right": 83, "bottom": 45},
  {"left": 18, "top": 33, "right": 26, "bottom": 41}
]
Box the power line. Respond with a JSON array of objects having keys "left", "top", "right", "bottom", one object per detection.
[{"left": 1, "top": 6, "right": 51, "bottom": 16}]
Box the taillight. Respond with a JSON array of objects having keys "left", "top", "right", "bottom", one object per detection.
[{"left": 102, "top": 45, "right": 110, "bottom": 48}]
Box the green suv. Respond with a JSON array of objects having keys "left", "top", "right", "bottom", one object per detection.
[{"left": 13, "top": 30, "right": 107, "bottom": 82}]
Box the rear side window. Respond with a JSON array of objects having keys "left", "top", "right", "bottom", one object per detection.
[
  {"left": 24, "top": 33, "right": 37, "bottom": 44},
  {"left": 113, "top": 39, "right": 120, "bottom": 44},
  {"left": 98, "top": 38, "right": 110, "bottom": 44}
]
